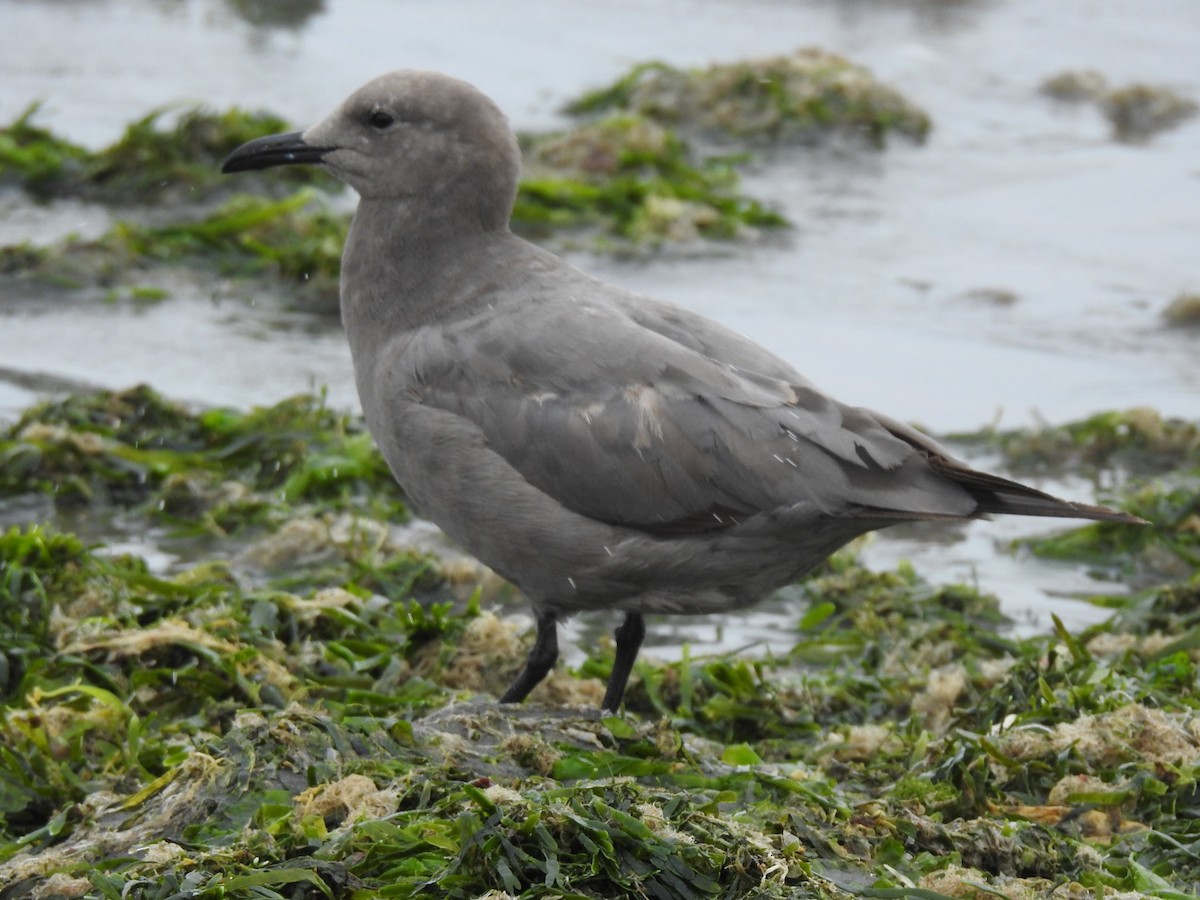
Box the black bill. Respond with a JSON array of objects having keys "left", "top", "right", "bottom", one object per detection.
[{"left": 221, "top": 131, "right": 331, "bottom": 173}]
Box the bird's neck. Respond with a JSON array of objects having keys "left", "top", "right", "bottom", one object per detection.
[{"left": 339, "top": 197, "right": 505, "bottom": 345}]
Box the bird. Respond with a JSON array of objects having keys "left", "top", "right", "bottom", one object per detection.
[{"left": 222, "top": 70, "right": 1142, "bottom": 712}]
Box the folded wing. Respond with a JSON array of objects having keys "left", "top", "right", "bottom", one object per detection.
[{"left": 398, "top": 297, "right": 992, "bottom": 534}]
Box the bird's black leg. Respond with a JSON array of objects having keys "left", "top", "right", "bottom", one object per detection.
[
  {"left": 601, "top": 611, "right": 646, "bottom": 712},
  {"left": 499, "top": 612, "right": 558, "bottom": 703}
]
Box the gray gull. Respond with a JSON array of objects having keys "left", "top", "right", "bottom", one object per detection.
[{"left": 222, "top": 70, "right": 1142, "bottom": 711}]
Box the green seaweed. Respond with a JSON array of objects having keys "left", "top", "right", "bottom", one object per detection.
[
  {"left": 3, "top": 189, "right": 346, "bottom": 306},
  {"left": 1039, "top": 70, "right": 1199, "bottom": 142},
  {"left": 2, "top": 130, "right": 779, "bottom": 300},
  {"left": 0, "top": 524, "right": 451, "bottom": 846},
  {"left": 116, "top": 190, "right": 345, "bottom": 287},
  {"left": 2, "top": 395, "right": 1200, "bottom": 896},
  {"left": 0, "top": 103, "right": 336, "bottom": 203},
  {"left": 0, "top": 45, "right": 939, "bottom": 304},
  {"left": 0, "top": 91, "right": 793, "bottom": 290},
  {"left": 997, "top": 440, "right": 1199, "bottom": 585},
  {"left": 0, "top": 103, "right": 91, "bottom": 194},
  {"left": 0, "top": 385, "right": 406, "bottom": 525},
  {"left": 1023, "top": 480, "right": 1198, "bottom": 577},
  {"left": 953, "top": 408, "right": 1200, "bottom": 476},
  {"left": 515, "top": 114, "right": 787, "bottom": 246},
  {"left": 1103, "top": 84, "right": 1198, "bottom": 143},
  {"left": 566, "top": 49, "right": 932, "bottom": 147}
]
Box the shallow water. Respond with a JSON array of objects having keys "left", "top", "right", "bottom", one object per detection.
[{"left": 2, "top": 0, "right": 1197, "bottom": 656}]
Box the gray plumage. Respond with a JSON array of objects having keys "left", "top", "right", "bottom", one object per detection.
[{"left": 223, "top": 70, "right": 1142, "bottom": 710}]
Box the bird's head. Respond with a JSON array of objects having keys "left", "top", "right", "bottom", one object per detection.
[{"left": 222, "top": 70, "right": 520, "bottom": 230}]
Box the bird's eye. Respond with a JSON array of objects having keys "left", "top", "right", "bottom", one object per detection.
[{"left": 368, "top": 110, "right": 395, "bottom": 130}]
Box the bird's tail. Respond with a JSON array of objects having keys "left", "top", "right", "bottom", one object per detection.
[
  {"left": 930, "top": 456, "right": 1145, "bottom": 524},
  {"left": 871, "top": 412, "right": 1146, "bottom": 525}
]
